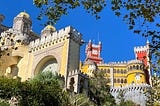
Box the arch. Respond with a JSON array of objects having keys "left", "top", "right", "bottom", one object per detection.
[
  {"left": 130, "top": 66, "right": 132, "bottom": 70},
  {"left": 114, "top": 69, "right": 116, "bottom": 73},
  {"left": 117, "top": 69, "right": 119, "bottom": 73},
  {"left": 133, "top": 65, "right": 136, "bottom": 70},
  {"left": 121, "top": 79, "right": 123, "bottom": 83},
  {"left": 69, "top": 77, "right": 75, "bottom": 92},
  {"left": 136, "top": 65, "right": 139, "bottom": 70},
  {"left": 117, "top": 79, "right": 120, "bottom": 83},
  {"left": 114, "top": 79, "right": 116, "bottom": 83},
  {"left": 124, "top": 79, "right": 127, "bottom": 83},
  {"left": 5, "top": 65, "right": 19, "bottom": 77},
  {"left": 121, "top": 69, "right": 123, "bottom": 74},
  {"left": 107, "top": 69, "right": 110, "bottom": 73},
  {"left": 34, "top": 55, "right": 58, "bottom": 75}
]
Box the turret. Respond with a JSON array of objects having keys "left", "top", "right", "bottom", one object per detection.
[
  {"left": 13, "top": 12, "right": 32, "bottom": 33},
  {"left": 127, "top": 60, "right": 146, "bottom": 84},
  {"left": 134, "top": 40, "right": 151, "bottom": 85},
  {"left": 85, "top": 40, "right": 103, "bottom": 64},
  {"left": 41, "top": 25, "right": 56, "bottom": 37}
]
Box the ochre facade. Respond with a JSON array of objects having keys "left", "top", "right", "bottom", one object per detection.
[
  {"left": 80, "top": 40, "right": 152, "bottom": 87},
  {"left": 0, "top": 12, "right": 82, "bottom": 82}
]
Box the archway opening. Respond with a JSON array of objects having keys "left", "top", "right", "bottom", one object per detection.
[{"left": 35, "top": 56, "right": 58, "bottom": 75}]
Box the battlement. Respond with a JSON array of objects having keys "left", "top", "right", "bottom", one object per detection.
[
  {"left": 110, "top": 83, "right": 150, "bottom": 93},
  {"left": 98, "top": 61, "right": 127, "bottom": 66},
  {"left": 127, "top": 59, "right": 143, "bottom": 65},
  {"left": 29, "top": 26, "right": 82, "bottom": 52},
  {"left": 68, "top": 69, "right": 88, "bottom": 78},
  {"left": 134, "top": 45, "right": 147, "bottom": 53}
]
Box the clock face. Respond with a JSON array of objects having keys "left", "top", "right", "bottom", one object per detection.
[{"left": 92, "top": 50, "right": 98, "bottom": 55}]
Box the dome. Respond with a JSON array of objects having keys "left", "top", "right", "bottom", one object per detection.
[
  {"left": 45, "top": 25, "right": 56, "bottom": 31},
  {"left": 18, "top": 12, "right": 30, "bottom": 18}
]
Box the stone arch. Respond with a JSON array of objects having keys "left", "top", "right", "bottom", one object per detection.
[
  {"left": 5, "top": 64, "right": 19, "bottom": 77},
  {"left": 34, "top": 55, "right": 59, "bottom": 75},
  {"left": 69, "top": 77, "right": 75, "bottom": 92}
]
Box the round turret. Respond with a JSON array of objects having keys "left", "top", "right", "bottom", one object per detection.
[
  {"left": 41, "top": 25, "right": 56, "bottom": 37},
  {"left": 127, "top": 60, "right": 146, "bottom": 84},
  {"left": 18, "top": 12, "right": 30, "bottom": 18}
]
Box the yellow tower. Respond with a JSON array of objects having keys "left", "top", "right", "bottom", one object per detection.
[{"left": 127, "top": 60, "right": 146, "bottom": 84}]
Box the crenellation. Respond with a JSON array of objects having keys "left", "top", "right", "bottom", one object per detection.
[
  {"left": 127, "top": 59, "right": 143, "bottom": 65},
  {"left": 134, "top": 45, "right": 147, "bottom": 53}
]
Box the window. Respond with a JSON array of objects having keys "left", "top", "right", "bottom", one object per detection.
[
  {"left": 121, "top": 79, "right": 123, "bottom": 83},
  {"left": 114, "top": 79, "right": 116, "bottom": 83},
  {"left": 124, "top": 79, "right": 127, "bottom": 83},
  {"left": 117, "top": 79, "right": 120, "bottom": 83},
  {"left": 107, "top": 69, "right": 110, "bottom": 73},
  {"left": 117, "top": 69, "right": 120, "bottom": 73},
  {"left": 121, "top": 69, "right": 123, "bottom": 74},
  {"left": 136, "top": 65, "right": 139, "bottom": 70}
]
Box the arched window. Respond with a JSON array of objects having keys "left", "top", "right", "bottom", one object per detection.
[
  {"left": 117, "top": 69, "right": 119, "bottom": 73},
  {"left": 136, "top": 65, "right": 139, "bottom": 70},
  {"left": 69, "top": 77, "right": 75, "bottom": 92},
  {"left": 133, "top": 65, "right": 136, "bottom": 70},
  {"left": 121, "top": 79, "right": 123, "bottom": 83},
  {"left": 117, "top": 79, "right": 120, "bottom": 83},
  {"left": 114, "top": 79, "right": 116, "bottom": 83},
  {"left": 124, "top": 70, "right": 126, "bottom": 74},
  {"left": 114, "top": 69, "right": 116, "bottom": 73},
  {"left": 121, "top": 69, "right": 123, "bottom": 74},
  {"left": 124, "top": 79, "right": 127, "bottom": 83},
  {"left": 107, "top": 69, "right": 110, "bottom": 73},
  {"left": 130, "top": 66, "right": 132, "bottom": 70}
]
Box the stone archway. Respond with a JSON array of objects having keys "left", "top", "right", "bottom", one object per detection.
[{"left": 34, "top": 56, "right": 58, "bottom": 75}]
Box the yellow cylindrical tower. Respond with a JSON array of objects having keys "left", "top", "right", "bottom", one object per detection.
[{"left": 127, "top": 60, "right": 146, "bottom": 84}]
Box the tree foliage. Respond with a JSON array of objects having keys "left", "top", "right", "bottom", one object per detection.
[
  {"left": 88, "top": 70, "right": 116, "bottom": 106},
  {"left": 33, "top": 0, "right": 106, "bottom": 25},
  {"left": 0, "top": 73, "right": 68, "bottom": 106}
]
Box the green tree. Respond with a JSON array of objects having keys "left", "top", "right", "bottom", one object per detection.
[
  {"left": 19, "top": 71, "right": 68, "bottom": 106},
  {"left": 88, "top": 70, "right": 116, "bottom": 106},
  {"left": 147, "top": 75, "right": 160, "bottom": 106}
]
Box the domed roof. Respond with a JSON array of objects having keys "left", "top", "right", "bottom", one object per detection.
[
  {"left": 18, "top": 12, "right": 30, "bottom": 18},
  {"left": 45, "top": 25, "right": 56, "bottom": 31}
]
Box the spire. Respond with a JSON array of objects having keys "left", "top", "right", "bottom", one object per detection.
[{"left": 146, "top": 39, "right": 150, "bottom": 44}]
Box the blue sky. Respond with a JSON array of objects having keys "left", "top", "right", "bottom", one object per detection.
[{"left": 0, "top": 0, "right": 147, "bottom": 63}]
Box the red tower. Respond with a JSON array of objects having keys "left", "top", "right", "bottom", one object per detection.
[
  {"left": 134, "top": 40, "right": 152, "bottom": 85},
  {"left": 85, "top": 40, "right": 103, "bottom": 64}
]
